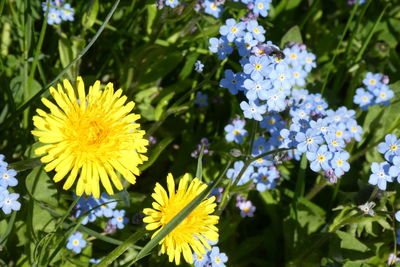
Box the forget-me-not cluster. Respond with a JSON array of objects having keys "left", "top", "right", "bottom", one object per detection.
[
  {"left": 42, "top": 1, "right": 74, "bottom": 25},
  {"left": 353, "top": 72, "right": 393, "bottom": 110},
  {"left": 0, "top": 155, "right": 21, "bottom": 215},
  {"left": 68, "top": 193, "right": 129, "bottom": 253},
  {"left": 192, "top": 239, "right": 228, "bottom": 267},
  {"left": 368, "top": 134, "right": 400, "bottom": 191},
  {"left": 213, "top": 18, "right": 317, "bottom": 122}
]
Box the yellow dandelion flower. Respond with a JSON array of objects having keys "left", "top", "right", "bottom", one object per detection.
[
  {"left": 143, "top": 173, "right": 219, "bottom": 265},
  {"left": 31, "top": 76, "right": 148, "bottom": 198}
]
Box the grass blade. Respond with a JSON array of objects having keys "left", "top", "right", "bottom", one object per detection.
[
  {"left": 196, "top": 143, "right": 204, "bottom": 181},
  {"left": 95, "top": 228, "right": 146, "bottom": 267}
]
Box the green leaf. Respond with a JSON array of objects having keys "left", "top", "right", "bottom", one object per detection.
[
  {"left": 336, "top": 230, "right": 369, "bottom": 252},
  {"left": 58, "top": 37, "right": 74, "bottom": 80},
  {"left": 259, "top": 190, "right": 279, "bottom": 205},
  {"left": 286, "top": 0, "right": 302, "bottom": 10},
  {"left": 280, "top": 25, "right": 303, "bottom": 47},
  {"left": 196, "top": 144, "right": 204, "bottom": 181},
  {"left": 329, "top": 206, "right": 358, "bottom": 232},
  {"left": 390, "top": 80, "right": 400, "bottom": 95},
  {"left": 0, "top": 212, "right": 16, "bottom": 248},
  {"left": 82, "top": 0, "right": 100, "bottom": 29},
  {"left": 31, "top": 202, "right": 56, "bottom": 234},
  {"left": 154, "top": 92, "right": 175, "bottom": 121},
  {"left": 25, "top": 167, "right": 58, "bottom": 206},
  {"left": 178, "top": 52, "right": 199, "bottom": 79},
  {"left": 8, "top": 157, "right": 42, "bottom": 172},
  {"left": 140, "top": 51, "right": 182, "bottom": 84},
  {"left": 146, "top": 4, "right": 157, "bottom": 35}
]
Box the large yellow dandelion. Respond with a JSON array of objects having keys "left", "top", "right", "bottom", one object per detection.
[
  {"left": 31, "top": 77, "right": 148, "bottom": 198},
  {"left": 143, "top": 173, "right": 219, "bottom": 265}
]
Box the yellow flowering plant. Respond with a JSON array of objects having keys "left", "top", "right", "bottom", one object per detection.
[
  {"left": 31, "top": 77, "right": 149, "bottom": 198},
  {"left": 143, "top": 173, "right": 219, "bottom": 265}
]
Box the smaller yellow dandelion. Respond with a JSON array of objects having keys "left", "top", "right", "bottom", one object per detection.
[
  {"left": 143, "top": 173, "right": 219, "bottom": 265},
  {"left": 31, "top": 77, "right": 149, "bottom": 198}
]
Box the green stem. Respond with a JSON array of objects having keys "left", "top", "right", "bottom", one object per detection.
[
  {"left": 344, "top": 0, "right": 371, "bottom": 58},
  {"left": 353, "top": 3, "right": 389, "bottom": 63},
  {"left": 330, "top": 178, "right": 342, "bottom": 208},
  {"left": 305, "top": 176, "right": 327, "bottom": 200},
  {"left": 55, "top": 196, "right": 81, "bottom": 232},
  {"left": 294, "top": 154, "right": 308, "bottom": 199},
  {"left": 246, "top": 120, "right": 258, "bottom": 160},
  {"left": 196, "top": 144, "right": 205, "bottom": 181},
  {"left": 27, "top": 0, "right": 49, "bottom": 91},
  {"left": 391, "top": 203, "right": 397, "bottom": 255}
]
